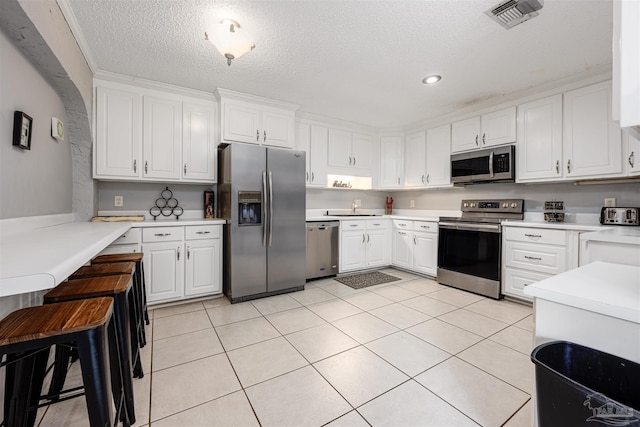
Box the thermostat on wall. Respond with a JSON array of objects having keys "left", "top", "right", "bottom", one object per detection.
[{"left": 51, "top": 117, "right": 64, "bottom": 141}]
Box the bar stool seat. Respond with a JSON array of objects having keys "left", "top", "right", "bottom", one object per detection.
[
  {"left": 70, "top": 262, "right": 146, "bottom": 348},
  {"left": 92, "top": 253, "right": 149, "bottom": 326},
  {"left": 44, "top": 275, "right": 140, "bottom": 424},
  {"left": 0, "top": 297, "right": 127, "bottom": 427}
]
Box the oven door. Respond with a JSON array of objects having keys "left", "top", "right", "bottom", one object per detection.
[{"left": 437, "top": 222, "right": 502, "bottom": 281}]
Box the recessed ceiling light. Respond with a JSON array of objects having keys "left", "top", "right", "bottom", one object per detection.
[{"left": 422, "top": 75, "right": 442, "bottom": 85}]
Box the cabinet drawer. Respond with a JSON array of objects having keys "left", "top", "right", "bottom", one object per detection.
[
  {"left": 505, "top": 241, "right": 567, "bottom": 274},
  {"left": 342, "top": 220, "right": 366, "bottom": 230},
  {"left": 504, "top": 227, "right": 567, "bottom": 246},
  {"left": 414, "top": 221, "right": 437, "bottom": 233},
  {"left": 185, "top": 225, "right": 220, "bottom": 240},
  {"left": 98, "top": 243, "right": 142, "bottom": 257},
  {"left": 366, "top": 220, "right": 388, "bottom": 230},
  {"left": 503, "top": 267, "right": 552, "bottom": 301},
  {"left": 142, "top": 226, "right": 184, "bottom": 242},
  {"left": 112, "top": 228, "right": 141, "bottom": 245},
  {"left": 392, "top": 220, "right": 413, "bottom": 229}
]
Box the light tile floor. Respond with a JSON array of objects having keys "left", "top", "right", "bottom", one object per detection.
[{"left": 37, "top": 269, "right": 534, "bottom": 426}]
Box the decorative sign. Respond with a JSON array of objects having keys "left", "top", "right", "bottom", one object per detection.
[
  {"left": 51, "top": 117, "right": 64, "bottom": 140},
  {"left": 12, "top": 111, "right": 33, "bottom": 150}
]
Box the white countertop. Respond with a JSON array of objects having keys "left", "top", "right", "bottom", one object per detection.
[
  {"left": 133, "top": 218, "right": 226, "bottom": 227},
  {"left": 0, "top": 221, "right": 132, "bottom": 297},
  {"left": 580, "top": 227, "right": 640, "bottom": 245},
  {"left": 524, "top": 261, "right": 640, "bottom": 324},
  {"left": 306, "top": 214, "right": 441, "bottom": 222}
]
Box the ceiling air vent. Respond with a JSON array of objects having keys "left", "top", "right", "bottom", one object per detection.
[{"left": 486, "top": 0, "right": 544, "bottom": 29}]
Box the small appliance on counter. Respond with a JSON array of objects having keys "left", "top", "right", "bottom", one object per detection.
[
  {"left": 600, "top": 207, "right": 640, "bottom": 226},
  {"left": 544, "top": 201, "right": 565, "bottom": 222}
]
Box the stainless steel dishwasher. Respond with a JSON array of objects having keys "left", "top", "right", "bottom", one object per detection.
[{"left": 306, "top": 221, "right": 339, "bottom": 280}]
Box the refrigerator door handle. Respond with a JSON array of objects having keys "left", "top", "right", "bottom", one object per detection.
[
  {"left": 268, "top": 171, "right": 274, "bottom": 247},
  {"left": 262, "top": 171, "right": 267, "bottom": 247}
]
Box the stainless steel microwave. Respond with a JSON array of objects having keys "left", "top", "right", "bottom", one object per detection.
[{"left": 451, "top": 145, "right": 515, "bottom": 184}]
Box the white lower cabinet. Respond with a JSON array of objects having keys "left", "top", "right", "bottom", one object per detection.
[
  {"left": 502, "top": 225, "right": 582, "bottom": 301},
  {"left": 339, "top": 220, "right": 390, "bottom": 273},
  {"left": 391, "top": 220, "right": 438, "bottom": 277},
  {"left": 97, "top": 224, "right": 222, "bottom": 305}
]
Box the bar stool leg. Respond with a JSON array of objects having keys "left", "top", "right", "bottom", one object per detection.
[
  {"left": 107, "top": 317, "right": 130, "bottom": 427},
  {"left": 47, "top": 343, "right": 73, "bottom": 399},
  {"left": 76, "top": 325, "right": 113, "bottom": 427},
  {"left": 112, "top": 291, "right": 137, "bottom": 421},
  {"left": 138, "top": 261, "right": 149, "bottom": 325}
]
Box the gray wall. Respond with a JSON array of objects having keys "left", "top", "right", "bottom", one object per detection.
[
  {"left": 389, "top": 181, "right": 640, "bottom": 213},
  {"left": 97, "top": 182, "right": 215, "bottom": 212},
  {"left": 0, "top": 29, "right": 72, "bottom": 219}
]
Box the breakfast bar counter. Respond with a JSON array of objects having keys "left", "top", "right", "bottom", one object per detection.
[{"left": 0, "top": 221, "right": 132, "bottom": 297}]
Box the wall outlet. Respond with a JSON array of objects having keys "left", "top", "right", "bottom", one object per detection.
[
  {"left": 410, "top": 200, "right": 415, "bottom": 208},
  {"left": 354, "top": 199, "right": 361, "bottom": 207},
  {"left": 114, "top": 195, "right": 123, "bottom": 207},
  {"left": 604, "top": 197, "right": 616, "bottom": 207}
]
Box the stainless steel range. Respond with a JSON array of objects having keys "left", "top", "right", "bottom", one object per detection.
[{"left": 438, "top": 199, "right": 524, "bottom": 299}]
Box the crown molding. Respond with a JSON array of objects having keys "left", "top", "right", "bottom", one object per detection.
[{"left": 56, "top": 0, "right": 98, "bottom": 73}]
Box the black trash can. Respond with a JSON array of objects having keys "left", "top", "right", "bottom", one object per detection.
[{"left": 531, "top": 341, "right": 640, "bottom": 427}]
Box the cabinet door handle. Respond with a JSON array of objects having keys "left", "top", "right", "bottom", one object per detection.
[
  {"left": 399, "top": 224, "right": 406, "bottom": 227},
  {"left": 413, "top": 236, "right": 417, "bottom": 244},
  {"left": 306, "top": 172, "right": 309, "bottom": 182},
  {"left": 264, "top": 131, "right": 267, "bottom": 142},
  {"left": 154, "top": 233, "right": 172, "bottom": 237},
  {"left": 567, "top": 159, "right": 571, "bottom": 173},
  {"left": 524, "top": 233, "right": 542, "bottom": 238},
  {"left": 426, "top": 174, "right": 430, "bottom": 183},
  {"left": 629, "top": 151, "right": 635, "bottom": 168},
  {"left": 475, "top": 135, "right": 479, "bottom": 146},
  {"left": 555, "top": 160, "right": 560, "bottom": 174},
  {"left": 349, "top": 156, "right": 352, "bottom": 166},
  {"left": 373, "top": 223, "right": 381, "bottom": 226},
  {"left": 420, "top": 225, "right": 430, "bottom": 229},
  {"left": 184, "top": 164, "right": 187, "bottom": 174},
  {"left": 362, "top": 233, "right": 366, "bottom": 243},
  {"left": 482, "top": 133, "right": 486, "bottom": 144},
  {"left": 187, "top": 246, "right": 190, "bottom": 260},
  {"left": 367, "top": 233, "right": 370, "bottom": 243},
  {"left": 397, "top": 177, "right": 400, "bottom": 184},
  {"left": 195, "top": 231, "right": 211, "bottom": 235},
  {"left": 177, "top": 246, "right": 181, "bottom": 261},
  {"left": 524, "top": 255, "right": 542, "bottom": 261},
  {"left": 349, "top": 224, "right": 358, "bottom": 227},
  {"left": 133, "top": 159, "right": 137, "bottom": 173},
  {"left": 311, "top": 172, "right": 315, "bottom": 182},
  {"left": 421, "top": 174, "right": 425, "bottom": 184},
  {"left": 256, "top": 130, "right": 260, "bottom": 142},
  {"left": 353, "top": 157, "right": 356, "bottom": 166},
  {"left": 145, "top": 161, "right": 148, "bottom": 174},
  {"left": 398, "top": 231, "right": 407, "bottom": 235}
]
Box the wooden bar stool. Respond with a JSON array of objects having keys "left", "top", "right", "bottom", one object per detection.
[
  {"left": 70, "top": 262, "right": 146, "bottom": 348},
  {"left": 43, "top": 275, "right": 140, "bottom": 424},
  {"left": 0, "top": 298, "right": 128, "bottom": 427},
  {"left": 92, "top": 253, "right": 149, "bottom": 326}
]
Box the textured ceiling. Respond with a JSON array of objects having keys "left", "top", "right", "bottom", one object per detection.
[{"left": 65, "top": 0, "right": 613, "bottom": 129}]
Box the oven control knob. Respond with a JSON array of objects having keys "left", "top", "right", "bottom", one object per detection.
[
  {"left": 510, "top": 202, "right": 518, "bottom": 208},
  {"left": 470, "top": 202, "right": 476, "bottom": 208},
  {"left": 463, "top": 202, "right": 469, "bottom": 208},
  {"left": 502, "top": 203, "right": 508, "bottom": 208}
]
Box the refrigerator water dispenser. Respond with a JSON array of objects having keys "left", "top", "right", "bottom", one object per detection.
[{"left": 238, "top": 191, "right": 262, "bottom": 226}]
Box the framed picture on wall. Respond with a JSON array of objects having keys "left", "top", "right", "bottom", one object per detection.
[{"left": 13, "top": 111, "right": 33, "bottom": 150}]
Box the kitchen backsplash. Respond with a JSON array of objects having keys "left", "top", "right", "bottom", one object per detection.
[{"left": 97, "top": 181, "right": 214, "bottom": 211}]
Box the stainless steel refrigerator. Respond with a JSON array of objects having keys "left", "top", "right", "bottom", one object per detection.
[{"left": 219, "top": 143, "right": 306, "bottom": 303}]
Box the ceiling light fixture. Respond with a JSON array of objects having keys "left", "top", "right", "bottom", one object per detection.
[
  {"left": 422, "top": 75, "right": 442, "bottom": 85},
  {"left": 205, "top": 19, "right": 255, "bottom": 66}
]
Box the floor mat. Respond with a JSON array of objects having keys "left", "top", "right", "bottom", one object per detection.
[{"left": 335, "top": 271, "right": 401, "bottom": 289}]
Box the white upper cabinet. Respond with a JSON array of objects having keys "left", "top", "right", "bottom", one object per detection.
[
  {"left": 328, "top": 129, "right": 373, "bottom": 171},
  {"left": 451, "top": 116, "right": 481, "bottom": 153},
  {"left": 563, "top": 82, "right": 622, "bottom": 178},
  {"left": 517, "top": 94, "right": 563, "bottom": 182},
  {"left": 328, "top": 128, "right": 352, "bottom": 168},
  {"left": 143, "top": 96, "right": 182, "bottom": 180},
  {"left": 216, "top": 88, "right": 297, "bottom": 149},
  {"left": 95, "top": 85, "right": 142, "bottom": 178},
  {"left": 297, "top": 123, "right": 328, "bottom": 187},
  {"left": 379, "top": 136, "right": 403, "bottom": 188},
  {"left": 404, "top": 131, "right": 426, "bottom": 187},
  {"left": 425, "top": 124, "right": 451, "bottom": 187},
  {"left": 613, "top": 0, "right": 640, "bottom": 129},
  {"left": 624, "top": 130, "right": 640, "bottom": 176},
  {"left": 182, "top": 102, "right": 217, "bottom": 182},
  {"left": 94, "top": 79, "right": 217, "bottom": 183},
  {"left": 451, "top": 107, "right": 516, "bottom": 153}
]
